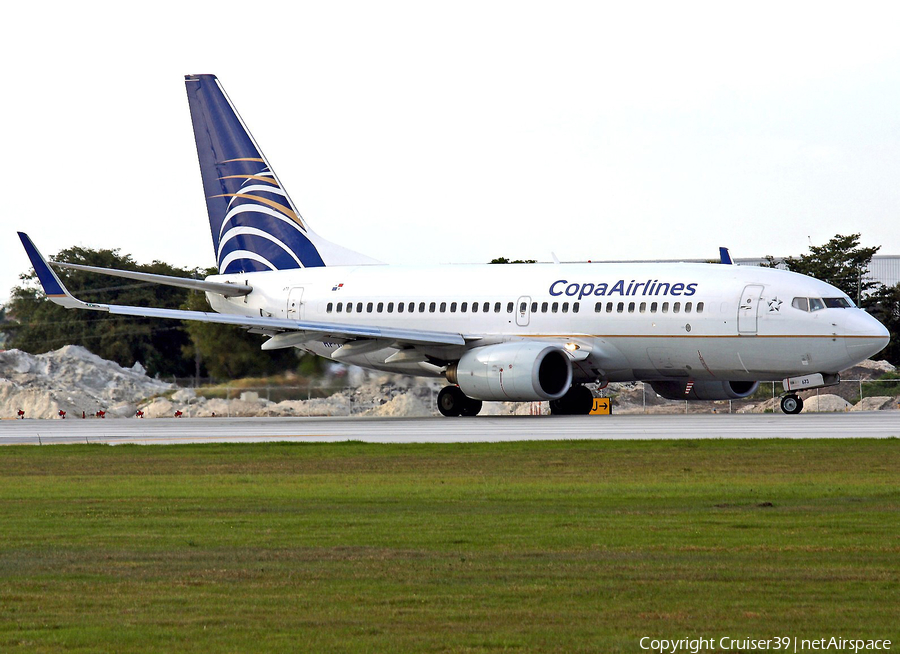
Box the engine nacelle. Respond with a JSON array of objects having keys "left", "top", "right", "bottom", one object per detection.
[
  {"left": 446, "top": 342, "right": 572, "bottom": 402},
  {"left": 649, "top": 380, "right": 759, "bottom": 401}
]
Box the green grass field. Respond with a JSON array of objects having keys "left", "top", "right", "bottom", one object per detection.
[{"left": 0, "top": 439, "right": 897, "bottom": 652}]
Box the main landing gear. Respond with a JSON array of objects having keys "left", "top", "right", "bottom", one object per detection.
[
  {"left": 780, "top": 394, "right": 803, "bottom": 415},
  {"left": 437, "top": 386, "right": 483, "bottom": 417},
  {"left": 549, "top": 384, "right": 594, "bottom": 416},
  {"left": 436, "top": 384, "right": 596, "bottom": 417}
]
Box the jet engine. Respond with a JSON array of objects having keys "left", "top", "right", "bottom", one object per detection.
[
  {"left": 446, "top": 342, "right": 572, "bottom": 402},
  {"left": 649, "top": 380, "right": 759, "bottom": 401}
]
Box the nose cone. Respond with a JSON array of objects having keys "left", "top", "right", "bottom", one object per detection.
[{"left": 844, "top": 310, "right": 890, "bottom": 363}]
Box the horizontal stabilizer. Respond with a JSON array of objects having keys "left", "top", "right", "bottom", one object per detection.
[{"left": 50, "top": 260, "right": 251, "bottom": 297}]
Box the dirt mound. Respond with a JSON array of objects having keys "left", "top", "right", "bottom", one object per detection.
[
  {"left": 4, "top": 346, "right": 897, "bottom": 419},
  {"left": 1, "top": 346, "right": 172, "bottom": 419}
]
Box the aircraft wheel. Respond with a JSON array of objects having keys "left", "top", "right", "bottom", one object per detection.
[
  {"left": 438, "top": 386, "right": 465, "bottom": 417},
  {"left": 460, "top": 397, "right": 483, "bottom": 417},
  {"left": 573, "top": 385, "right": 595, "bottom": 415},
  {"left": 550, "top": 384, "right": 594, "bottom": 415},
  {"left": 780, "top": 394, "right": 803, "bottom": 415},
  {"left": 549, "top": 398, "right": 565, "bottom": 415}
]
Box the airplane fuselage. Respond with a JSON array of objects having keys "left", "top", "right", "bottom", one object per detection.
[{"left": 205, "top": 261, "right": 886, "bottom": 384}]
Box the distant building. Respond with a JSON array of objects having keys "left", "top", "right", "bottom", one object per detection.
[{"left": 733, "top": 255, "right": 900, "bottom": 288}]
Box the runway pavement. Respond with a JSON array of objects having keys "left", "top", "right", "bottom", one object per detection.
[{"left": 1, "top": 412, "right": 898, "bottom": 445}]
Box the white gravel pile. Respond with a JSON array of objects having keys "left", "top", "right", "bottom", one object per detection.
[
  {"left": 0, "top": 345, "right": 173, "bottom": 419},
  {"left": 3, "top": 345, "right": 897, "bottom": 419}
]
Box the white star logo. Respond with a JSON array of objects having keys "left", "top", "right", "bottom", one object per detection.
[{"left": 768, "top": 297, "right": 783, "bottom": 312}]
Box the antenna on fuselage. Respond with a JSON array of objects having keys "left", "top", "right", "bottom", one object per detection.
[{"left": 719, "top": 247, "right": 734, "bottom": 265}]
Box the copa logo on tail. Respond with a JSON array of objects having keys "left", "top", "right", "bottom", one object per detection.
[
  {"left": 185, "top": 74, "right": 326, "bottom": 273},
  {"left": 211, "top": 158, "right": 325, "bottom": 272}
]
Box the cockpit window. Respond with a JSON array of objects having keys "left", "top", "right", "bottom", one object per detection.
[{"left": 792, "top": 296, "right": 853, "bottom": 312}]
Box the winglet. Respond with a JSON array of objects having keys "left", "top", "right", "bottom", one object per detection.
[
  {"left": 719, "top": 247, "right": 733, "bottom": 265},
  {"left": 17, "top": 233, "right": 95, "bottom": 310}
]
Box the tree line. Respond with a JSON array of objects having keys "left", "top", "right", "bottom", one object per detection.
[{"left": 0, "top": 245, "right": 302, "bottom": 379}]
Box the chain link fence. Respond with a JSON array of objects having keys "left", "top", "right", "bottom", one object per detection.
[
  {"left": 158, "top": 377, "right": 899, "bottom": 417},
  {"left": 594, "top": 379, "right": 900, "bottom": 414}
]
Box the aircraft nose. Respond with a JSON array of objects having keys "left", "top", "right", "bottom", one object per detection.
[{"left": 844, "top": 310, "right": 890, "bottom": 363}]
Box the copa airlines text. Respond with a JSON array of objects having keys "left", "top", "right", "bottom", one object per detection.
[{"left": 549, "top": 279, "right": 698, "bottom": 299}]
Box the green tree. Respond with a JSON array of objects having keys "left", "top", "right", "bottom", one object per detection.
[
  {"left": 5, "top": 246, "right": 196, "bottom": 377},
  {"left": 5, "top": 246, "right": 304, "bottom": 379},
  {"left": 862, "top": 283, "right": 900, "bottom": 365},
  {"left": 764, "top": 233, "right": 880, "bottom": 304},
  {"left": 490, "top": 257, "right": 537, "bottom": 264},
  {"left": 0, "top": 305, "right": 8, "bottom": 349}
]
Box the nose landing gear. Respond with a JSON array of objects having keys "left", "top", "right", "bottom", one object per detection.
[{"left": 780, "top": 394, "right": 803, "bottom": 414}]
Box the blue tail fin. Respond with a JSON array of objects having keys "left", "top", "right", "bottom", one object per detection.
[{"left": 185, "top": 74, "right": 331, "bottom": 273}]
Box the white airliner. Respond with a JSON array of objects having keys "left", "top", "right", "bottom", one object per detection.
[{"left": 18, "top": 74, "right": 890, "bottom": 416}]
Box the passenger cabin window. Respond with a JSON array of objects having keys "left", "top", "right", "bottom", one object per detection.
[
  {"left": 472, "top": 302, "right": 478, "bottom": 313},
  {"left": 628, "top": 302, "right": 635, "bottom": 313},
  {"left": 440, "top": 302, "right": 447, "bottom": 312},
  {"left": 387, "top": 302, "right": 394, "bottom": 313},
  {"left": 408, "top": 302, "right": 415, "bottom": 312},
  {"left": 616, "top": 302, "right": 624, "bottom": 313},
  {"left": 461, "top": 302, "right": 468, "bottom": 312},
  {"left": 673, "top": 302, "right": 680, "bottom": 313},
  {"left": 397, "top": 302, "right": 404, "bottom": 313},
  {"left": 530, "top": 302, "right": 537, "bottom": 313},
  {"left": 337, "top": 302, "right": 343, "bottom": 312},
  {"left": 429, "top": 302, "right": 436, "bottom": 313},
  {"left": 651, "top": 302, "right": 658, "bottom": 313},
  {"left": 357, "top": 302, "right": 363, "bottom": 313},
  {"left": 552, "top": 302, "right": 559, "bottom": 313},
  {"left": 684, "top": 302, "right": 692, "bottom": 313},
  {"left": 606, "top": 302, "right": 613, "bottom": 313},
  {"left": 506, "top": 302, "right": 514, "bottom": 313},
  {"left": 327, "top": 302, "right": 333, "bottom": 313},
  {"left": 573, "top": 302, "right": 579, "bottom": 313},
  {"left": 639, "top": 302, "right": 646, "bottom": 313},
  {"left": 450, "top": 302, "right": 457, "bottom": 313},
  {"left": 346, "top": 303, "right": 353, "bottom": 313},
  {"left": 594, "top": 302, "right": 601, "bottom": 313},
  {"left": 493, "top": 302, "right": 501, "bottom": 313},
  {"left": 562, "top": 302, "right": 569, "bottom": 313},
  {"left": 377, "top": 302, "right": 384, "bottom": 313},
  {"left": 419, "top": 302, "right": 426, "bottom": 312},
  {"left": 662, "top": 302, "right": 669, "bottom": 313},
  {"left": 696, "top": 302, "right": 704, "bottom": 313},
  {"left": 366, "top": 302, "right": 373, "bottom": 313}
]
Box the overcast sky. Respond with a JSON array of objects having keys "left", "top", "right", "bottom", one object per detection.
[{"left": 3, "top": 1, "right": 899, "bottom": 303}]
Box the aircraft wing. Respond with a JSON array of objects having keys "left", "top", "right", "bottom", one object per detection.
[{"left": 17, "top": 232, "right": 466, "bottom": 348}]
